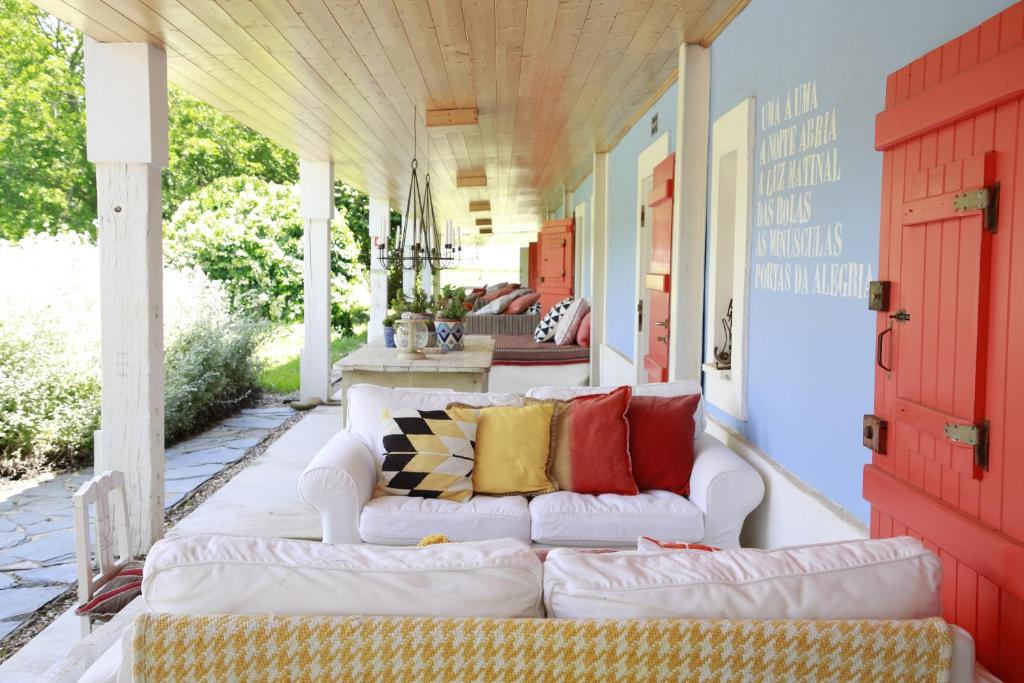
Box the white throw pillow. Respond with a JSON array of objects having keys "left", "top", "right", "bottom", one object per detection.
[
  {"left": 553, "top": 298, "right": 590, "bottom": 345},
  {"left": 346, "top": 384, "right": 521, "bottom": 454},
  {"left": 472, "top": 288, "right": 531, "bottom": 316},
  {"left": 527, "top": 379, "right": 706, "bottom": 437},
  {"left": 543, "top": 536, "right": 941, "bottom": 620},
  {"left": 144, "top": 534, "right": 544, "bottom": 618}
]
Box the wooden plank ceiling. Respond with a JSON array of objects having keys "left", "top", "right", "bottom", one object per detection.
[{"left": 32, "top": 0, "right": 747, "bottom": 234}]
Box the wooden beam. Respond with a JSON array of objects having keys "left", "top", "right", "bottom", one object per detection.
[
  {"left": 367, "top": 197, "right": 390, "bottom": 344},
  {"left": 479, "top": 227, "right": 493, "bottom": 234},
  {"left": 469, "top": 200, "right": 491, "bottom": 212},
  {"left": 457, "top": 170, "right": 488, "bottom": 187},
  {"left": 299, "top": 160, "right": 334, "bottom": 403},
  {"left": 426, "top": 107, "right": 479, "bottom": 127},
  {"left": 475, "top": 218, "right": 492, "bottom": 226},
  {"left": 84, "top": 39, "right": 167, "bottom": 555}
]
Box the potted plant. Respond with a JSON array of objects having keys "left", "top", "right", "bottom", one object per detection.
[
  {"left": 434, "top": 295, "right": 467, "bottom": 352},
  {"left": 407, "top": 282, "right": 436, "bottom": 347}
]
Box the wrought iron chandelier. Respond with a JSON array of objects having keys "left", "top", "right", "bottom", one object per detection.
[{"left": 377, "top": 110, "right": 461, "bottom": 272}]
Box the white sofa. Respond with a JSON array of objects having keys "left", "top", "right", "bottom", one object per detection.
[{"left": 299, "top": 381, "right": 765, "bottom": 548}]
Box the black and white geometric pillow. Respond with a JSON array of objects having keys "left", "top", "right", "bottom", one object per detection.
[
  {"left": 379, "top": 408, "right": 478, "bottom": 501},
  {"left": 527, "top": 301, "right": 542, "bottom": 314},
  {"left": 534, "top": 297, "right": 574, "bottom": 343}
]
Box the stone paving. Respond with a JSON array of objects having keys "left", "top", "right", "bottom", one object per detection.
[{"left": 0, "top": 406, "right": 294, "bottom": 639}]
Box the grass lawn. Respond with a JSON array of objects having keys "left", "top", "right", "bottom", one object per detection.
[{"left": 258, "top": 323, "right": 366, "bottom": 394}]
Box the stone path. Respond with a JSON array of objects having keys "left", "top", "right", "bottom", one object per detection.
[{"left": 0, "top": 406, "right": 294, "bottom": 639}]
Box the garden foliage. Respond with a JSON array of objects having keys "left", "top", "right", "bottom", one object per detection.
[
  {"left": 165, "top": 176, "right": 370, "bottom": 334},
  {"left": 0, "top": 235, "right": 265, "bottom": 476}
]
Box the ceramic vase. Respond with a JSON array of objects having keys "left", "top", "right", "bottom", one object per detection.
[{"left": 434, "top": 319, "right": 465, "bottom": 352}]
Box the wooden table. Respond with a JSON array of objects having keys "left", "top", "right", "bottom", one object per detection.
[{"left": 339, "top": 335, "right": 494, "bottom": 420}]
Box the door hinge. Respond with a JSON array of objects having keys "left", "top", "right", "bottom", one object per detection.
[
  {"left": 944, "top": 420, "right": 989, "bottom": 470},
  {"left": 637, "top": 300, "right": 643, "bottom": 332},
  {"left": 863, "top": 414, "right": 888, "bottom": 454},
  {"left": 953, "top": 183, "right": 999, "bottom": 233}
]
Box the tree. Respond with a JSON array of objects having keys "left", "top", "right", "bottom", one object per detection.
[
  {"left": 164, "top": 176, "right": 369, "bottom": 333},
  {"left": 0, "top": 0, "right": 94, "bottom": 239},
  {"left": 163, "top": 88, "right": 299, "bottom": 218}
]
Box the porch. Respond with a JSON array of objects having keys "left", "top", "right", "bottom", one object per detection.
[{"left": 2, "top": 0, "right": 1023, "bottom": 680}]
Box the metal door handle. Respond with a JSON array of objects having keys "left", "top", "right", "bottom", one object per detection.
[
  {"left": 876, "top": 323, "right": 893, "bottom": 372},
  {"left": 657, "top": 335, "right": 668, "bottom": 343},
  {"left": 655, "top": 320, "right": 668, "bottom": 327}
]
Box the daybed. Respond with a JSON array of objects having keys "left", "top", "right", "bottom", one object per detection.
[
  {"left": 300, "top": 381, "right": 763, "bottom": 547},
  {"left": 78, "top": 534, "right": 978, "bottom": 682}
]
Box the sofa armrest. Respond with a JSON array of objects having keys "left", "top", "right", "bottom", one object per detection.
[
  {"left": 688, "top": 434, "right": 765, "bottom": 549},
  {"left": 298, "top": 431, "right": 377, "bottom": 544}
]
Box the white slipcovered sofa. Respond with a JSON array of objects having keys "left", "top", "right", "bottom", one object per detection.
[{"left": 299, "top": 381, "right": 765, "bottom": 548}]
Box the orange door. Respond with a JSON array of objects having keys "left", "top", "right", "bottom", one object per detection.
[
  {"left": 528, "top": 241, "right": 539, "bottom": 291},
  {"left": 866, "top": 6, "right": 1024, "bottom": 680},
  {"left": 537, "top": 219, "right": 574, "bottom": 311},
  {"left": 643, "top": 153, "right": 674, "bottom": 383}
]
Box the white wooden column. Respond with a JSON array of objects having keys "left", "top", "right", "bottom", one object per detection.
[
  {"left": 85, "top": 39, "right": 168, "bottom": 555},
  {"left": 670, "top": 43, "right": 711, "bottom": 382},
  {"left": 590, "top": 152, "right": 609, "bottom": 386},
  {"left": 368, "top": 197, "right": 389, "bottom": 343},
  {"left": 299, "top": 160, "right": 334, "bottom": 403}
]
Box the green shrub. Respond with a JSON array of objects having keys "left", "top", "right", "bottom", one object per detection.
[
  {"left": 165, "top": 176, "right": 370, "bottom": 334},
  {"left": 0, "top": 234, "right": 268, "bottom": 476}
]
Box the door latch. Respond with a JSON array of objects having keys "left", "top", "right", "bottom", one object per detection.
[
  {"left": 863, "top": 415, "right": 888, "bottom": 453},
  {"left": 636, "top": 300, "right": 643, "bottom": 332},
  {"left": 944, "top": 420, "right": 989, "bottom": 470},
  {"left": 868, "top": 281, "right": 890, "bottom": 312}
]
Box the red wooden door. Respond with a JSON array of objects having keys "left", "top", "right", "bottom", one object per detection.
[
  {"left": 866, "top": 6, "right": 1024, "bottom": 681},
  {"left": 528, "top": 241, "right": 539, "bottom": 291},
  {"left": 537, "top": 218, "right": 574, "bottom": 311},
  {"left": 643, "top": 154, "right": 674, "bottom": 383}
]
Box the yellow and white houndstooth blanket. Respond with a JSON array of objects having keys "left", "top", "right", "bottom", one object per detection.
[{"left": 130, "top": 613, "right": 952, "bottom": 682}]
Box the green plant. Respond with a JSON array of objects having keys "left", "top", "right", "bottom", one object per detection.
[
  {"left": 0, "top": 234, "right": 270, "bottom": 477},
  {"left": 164, "top": 176, "right": 369, "bottom": 334},
  {"left": 257, "top": 325, "right": 365, "bottom": 394},
  {"left": 408, "top": 281, "right": 432, "bottom": 316},
  {"left": 437, "top": 297, "right": 467, "bottom": 321}
]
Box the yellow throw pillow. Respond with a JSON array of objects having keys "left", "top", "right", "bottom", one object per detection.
[{"left": 448, "top": 403, "right": 557, "bottom": 496}]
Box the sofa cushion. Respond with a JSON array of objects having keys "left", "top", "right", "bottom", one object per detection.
[
  {"left": 543, "top": 536, "right": 942, "bottom": 620},
  {"left": 448, "top": 403, "right": 558, "bottom": 496},
  {"left": 529, "top": 490, "right": 703, "bottom": 546},
  {"left": 525, "top": 386, "right": 636, "bottom": 495},
  {"left": 474, "top": 287, "right": 531, "bottom": 315},
  {"left": 534, "top": 297, "right": 574, "bottom": 342},
  {"left": 527, "top": 379, "right": 706, "bottom": 438},
  {"left": 554, "top": 298, "right": 590, "bottom": 345},
  {"left": 360, "top": 494, "right": 531, "bottom": 545},
  {"left": 378, "top": 408, "right": 478, "bottom": 501},
  {"left": 347, "top": 384, "right": 521, "bottom": 454},
  {"left": 506, "top": 291, "right": 540, "bottom": 314},
  {"left": 627, "top": 394, "right": 700, "bottom": 495},
  {"left": 144, "top": 534, "right": 543, "bottom": 618}
]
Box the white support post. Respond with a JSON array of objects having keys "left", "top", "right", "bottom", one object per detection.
[
  {"left": 299, "top": 160, "right": 334, "bottom": 403},
  {"left": 590, "top": 152, "right": 609, "bottom": 386},
  {"left": 368, "top": 197, "right": 390, "bottom": 343},
  {"left": 670, "top": 43, "right": 711, "bottom": 382},
  {"left": 402, "top": 228, "right": 416, "bottom": 298},
  {"left": 84, "top": 38, "right": 168, "bottom": 556}
]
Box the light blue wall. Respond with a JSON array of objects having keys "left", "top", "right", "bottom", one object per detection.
[
  {"left": 606, "top": 83, "right": 678, "bottom": 357},
  {"left": 575, "top": 173, "right": 594, "bottom": 299},
  {"left": 707, "top": 0, "right": 1014, "bottom": 522}
]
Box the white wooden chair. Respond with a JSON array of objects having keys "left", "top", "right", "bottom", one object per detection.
[{"left": 72, "top": 470, "right": 134, "bottom": 637}]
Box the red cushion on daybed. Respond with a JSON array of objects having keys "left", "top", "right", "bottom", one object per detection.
[
  {"left": 576, "top": 312, "right": 592, "bottom": 347},
  {"left": 506, "top": 291, "right": 541, "bottom": 314}
]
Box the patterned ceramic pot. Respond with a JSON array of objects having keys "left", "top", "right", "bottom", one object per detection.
[
  {"left": 434, "top": 318, "right": 465, "bottom": 352},
  {"left": 383, "top": 326, "right": 396, "bottom": 348}
]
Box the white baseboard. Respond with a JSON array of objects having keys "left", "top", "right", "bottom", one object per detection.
[
  {"left": 705, "top": 416, "right": 868, "bottom": 549},
  {"left": 600, "top": 344, "right": 635, "bottom": 387}
]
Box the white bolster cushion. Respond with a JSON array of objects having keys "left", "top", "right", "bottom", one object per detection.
[
  {"left": 144, "top": 534, "right": 544, "bottom": 618},
  {"left": 543, "top": 536, "right": 941, "bottom": 620}
]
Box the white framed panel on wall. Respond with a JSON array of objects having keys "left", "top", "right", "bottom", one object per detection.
[
  {"left": 704, "top": 97, "right": 754, "bottom": 420},
  {"left": 574, "top": 201, "right": 587, "bottom": 299}
]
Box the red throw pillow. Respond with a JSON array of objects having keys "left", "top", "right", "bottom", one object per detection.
[
  {"left": 528, "top": 385, "right": 637, "bottom": 495},
  {"left": 637, "top": 536, "right": 720, "bottom": 552},
  {"left": 506, "top": 291, "right": 541, "bottom": 314},
  {"left": 480, "top": 284, "right": 517, "bottom": 303},
  {"left": 626, "top": 393, "right": 700, "bottom": 495},
  {"left": 576, "top": 311, "right": 592, "bottom": 347}
]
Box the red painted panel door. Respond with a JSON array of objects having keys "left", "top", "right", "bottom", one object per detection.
[
  {"left": 644, "top": 154, "right": 674, "bottom": 383},
  {"left": 528, "top": 241, "right": 538, "bottom": 291},
  {"left": 537, "top": 219, "right": 574, "bottom": 312},
  {"left": 867, "top": 6, "right": 1024, "bottom": 681}
]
